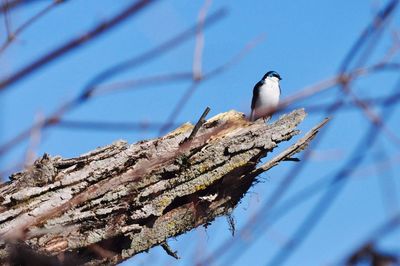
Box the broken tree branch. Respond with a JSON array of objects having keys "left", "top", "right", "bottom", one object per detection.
[{"left": 0, "top": 109, "right": 326, "bottom": 265}]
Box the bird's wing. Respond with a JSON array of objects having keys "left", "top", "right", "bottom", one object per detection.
[{"left": 251, "top": 81, "right": 262, "bottom": 109}]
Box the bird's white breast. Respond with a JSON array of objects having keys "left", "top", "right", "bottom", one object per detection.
[{"left": 254, "top": 79, "right": 280, "bottom": 119}]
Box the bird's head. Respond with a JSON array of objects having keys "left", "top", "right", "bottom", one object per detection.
[{"left": 263, "top": 71, "right": 282, "bottom": 82}]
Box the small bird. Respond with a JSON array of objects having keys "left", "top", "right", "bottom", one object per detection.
[{"left": 250, "top": 70, "right": 282, "bottom": 122}]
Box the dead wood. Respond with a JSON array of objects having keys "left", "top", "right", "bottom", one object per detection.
[{"left": 0, "top": 109, "right": 327, "bottom": 265}]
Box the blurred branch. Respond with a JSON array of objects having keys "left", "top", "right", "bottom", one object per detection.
[
  {"left": 0, "top": 0, "right": 159, "bottom": 92},
  {"left": 0, "top": 0, "right": 62, "bottom": 56},
  {"left": 340, "top": 213, "right": 400, "bottom": 265},
  {"left": 80, "top": 8, "right": 228, "bottom": 98},
  {"left": 55, "top": 119, "right": 182, "bottom": 132},
  {"left": 345, "top": 244, "right": 400, "bottom": 266},
  {"left": 338, "top": 0, "right": 398, "bottom": 72},
  {"left": 23, "top": 112, "right": 44, "bottom": 166},
  {"left": 0, "top": 0, "right": 39, "bottom": 14},
  {"left": 159, "top": 33, "right": 266, "bottom": 134},
  {"left": 92, "top": 72, "right": 193, "bottom": 96},
  {"left": 373, "top": 147, "right": 399, "bottom": 216},
  {"left": 266, "top": 80, "right": 400, "bottom": 266},
  {"left": 0, "top": 109, "right": 323, "bottom": 265},
  {"left": 0, "top": 8, "right": 228, "bottom": 157},
  {"left": 350, "top": 153, "right": 400, "bottom": 178},
  {"left": 192, "top": 0, "right": 212, "bottom": 80},
  {"left": 264, "top": 3, "right": 400, "bottom": 262},
  {"left": 334, "top": 0, "right": 400, "bottom": 146},
  {"left": 341, "top": 82, "right": 400, "bottom": 146},
  {"left": 298, "top": 90, "right": 400, "bottom": 113},
  {"left": 2, "top": 0, "right": 12, "bottom": 40},
  {"left": 206, "top": 1, "right": 400, "bottom": 263},
  {"left": 277, "top": 62, "right": 400, "bottom": 113}
]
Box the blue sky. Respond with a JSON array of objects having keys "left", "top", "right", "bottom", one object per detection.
[{"left": 1, "top": 1, "right": 400, "bottom": 265}]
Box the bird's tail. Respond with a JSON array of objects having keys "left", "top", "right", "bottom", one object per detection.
[{"left": 250, "top": 109, "right": 255, "bottom": 121}]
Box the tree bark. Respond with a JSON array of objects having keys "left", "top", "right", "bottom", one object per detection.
[{"left": 0, "top": 109, "right": 327, "bottom": 265}]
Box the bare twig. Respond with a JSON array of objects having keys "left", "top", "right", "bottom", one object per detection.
[{"left": 181, "top": 106, "right": 210, "bottom": 144}]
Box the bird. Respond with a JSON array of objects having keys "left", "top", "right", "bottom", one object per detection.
[{"left": 250, "top": 70, "right": 282, "bottom": 122}]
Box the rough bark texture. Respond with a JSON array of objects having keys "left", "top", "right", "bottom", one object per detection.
[{"left": 0, "top": 109, "right": 326, "bottom": 265}]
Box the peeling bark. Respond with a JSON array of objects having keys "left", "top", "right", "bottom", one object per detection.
[{"left": 0, "top": 109, "right": 327, "bottom": 265}]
